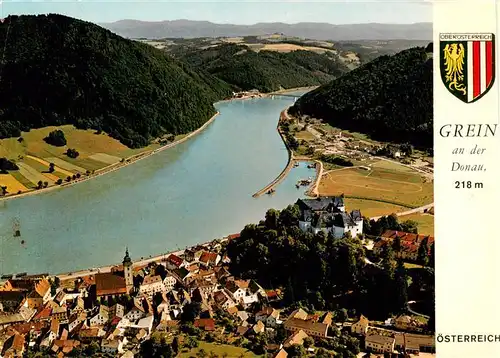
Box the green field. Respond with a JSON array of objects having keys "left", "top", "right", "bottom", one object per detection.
[
  {"left": 320, "top": 161, "right": 433, "bottom": 210},
  {"left": 177, "top": 341, "right": 259, "bottom": 358},
  {"left": 344, "top": 198, "right": 407, "bottom": 218},
  {"left": 400, "top": 213, "right": 434, "bottom": 236}
]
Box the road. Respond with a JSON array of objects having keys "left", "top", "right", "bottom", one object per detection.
[{"left": 370, "top": 203, "right": 434, "bottom": 221}]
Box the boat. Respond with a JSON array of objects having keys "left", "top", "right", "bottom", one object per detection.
[
  {"left": 296, "top": 183, "right": 300, "bottom": 189},
  {"left": 293, "top": 162, "right": 299, "bottom": 168},
  {"left": 307, "top": 163, "right": 316, "bottom": 169},
  {"left": 266, "top": 188, "right": 276, "bottom": 195}
]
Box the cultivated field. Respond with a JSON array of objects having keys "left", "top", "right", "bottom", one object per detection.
[
  {"left": 257, "top": 43, "right": 336, "bottom": 54},
  {"left": 17, "top": 162, "right": 55, "bottom": 185},
  {"left": 319, "top": 163, "right": 433, "bottom": 208},
  {"left": 0, "top": 174, "right": 29, "bottom": 193},
  {"left": 0, "top": 125, "right": 160, "bottom": 196}
]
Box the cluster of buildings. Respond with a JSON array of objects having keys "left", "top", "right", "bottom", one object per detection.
[
  {"left": 296, "top": 196, "right": 363, "bottom": 239},
  {"left": 373, "top": 230, "right": 435, "bottom": 262},
  {"left": 351, "top": 314, "right": 435, "bottom": 355},
  {"left": 0, "top": 204, "right": 434, "bottom": 358}
]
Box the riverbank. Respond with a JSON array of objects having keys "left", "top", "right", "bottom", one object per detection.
[
  {"left": 252, "top": 107, "right": 320, "bottom": 198},
  {"left": 0, "top": 111, "right": 220, "bottom": 202}
]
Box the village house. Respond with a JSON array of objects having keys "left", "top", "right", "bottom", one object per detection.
[
  {"left": 199, "top": 251, "right": 221, "bottom": 268},
  {"left": 194, "top": 318, "right": 216, "bottom": 332},
  {"left": 165, "top": 254, "right": 185, "bottom": 270},
  {"left": 163, "top": 274, "right": 177, "bottom": 292},
  {"left": 1, "top": 333, "right": 25, "bottom": 357},
  {"left": 296, "top": 197, "right": 363, "bottom": 238},
  {"left": 213, "top": 290, "right": 236, "bottom": 310},
  {"left": 255, "top": 307, "right": 281, "bottom": 328},
  {"left": 252, "top": 320, "right": 265, "bottom": 334},
  {"left": 109, "top": 303, "right": 125, "bottom": 319},
  {"left": 365, "top": 334, "right": 396, "bottom": 353},
  {"left": 351, "top": 314, "right": 369, "bottom": 335},
  {"left": 283, "top": 310, "right": 329, "bottom": 338},
  {"left": 394, "top": 314, "right": 424, "bottom": 332},
  {"left": 274, "top": 348, "right": 288, "bottom": 358},
  {"left": 94, "top": 250, "right": 134, "bottom": 300},
  {"left": 139, "top": 275, "right": 164, "bottom": 297},
  {"left": 183, "top": 246, "right": 205, "bottom": 262},
  {"left": 89, "top": 305, "right": 110, "bottom": 327},
  {"left": 283, "top": 329, "right": 309, "bottom": 348},
  {"left": 225, "top": 279, "right": 250, "bottom": 302}
]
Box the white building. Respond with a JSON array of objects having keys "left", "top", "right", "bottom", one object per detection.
[
  {"left": 296, "top": 197, "right": 362, "bottom": 239},
  {"left": 163, "top": 275, "right": 176, "bottom": 292},
  {"left": 365, "top": 334, "right": 395, "bottom": 353},
  {"left": 139, "top": 275, "right": 165, "bottom": 297}
]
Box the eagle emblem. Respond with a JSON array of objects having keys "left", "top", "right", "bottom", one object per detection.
[
  {"left": 443, "top": 43, "right": 466, "bottom": 95},
  {"left": 439, "top": 33, "right": 495, "bottom": 103}
]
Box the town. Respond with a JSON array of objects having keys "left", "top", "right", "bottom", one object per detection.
[{"left": 0, "top": 197, "right": 435, "bottom": 358}]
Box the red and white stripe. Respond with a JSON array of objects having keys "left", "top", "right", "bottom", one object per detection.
[{"left": 467, "top": 40, "right": 494, "bottom": 102}]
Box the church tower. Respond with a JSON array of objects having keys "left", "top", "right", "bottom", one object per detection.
[{"left": 123, "top": 248, "right": 133, "bottom": 292}]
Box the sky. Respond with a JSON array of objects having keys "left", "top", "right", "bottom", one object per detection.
[{"left": 1, "top": 0, "right": 432, "bottom": 24}]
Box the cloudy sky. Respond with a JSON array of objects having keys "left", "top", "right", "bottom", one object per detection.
[{"left": 1, "top": 0, "right": 432, "bottom": 24}]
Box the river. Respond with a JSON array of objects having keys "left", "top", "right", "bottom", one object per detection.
[{"left": 0, "top": 93, "right": 314, "bottom": 276}]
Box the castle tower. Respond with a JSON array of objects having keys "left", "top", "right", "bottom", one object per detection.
[{"left": 123, "top": 247, "right": 133, "bottom": 292}]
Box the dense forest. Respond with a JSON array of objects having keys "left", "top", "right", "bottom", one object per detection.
[
  {"left": 226, "top": 205, "right": 435, "bottom": 322},
  {"left": 0, "top": 14, "right": 232, "bottom": 148},
  {"left": 175, "top": 44, "right": 351, "bottom": 92},
  {"left": 290, "top": 46, "right": 433, "bottom": 148}
]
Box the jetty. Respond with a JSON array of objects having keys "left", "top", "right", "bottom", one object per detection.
[{"left": 252, "top": 109, "right": 295, "bottom": 198}]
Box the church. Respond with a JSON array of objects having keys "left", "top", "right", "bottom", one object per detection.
[{"left": 94, "top": 249, "right": 134, "bottom": 300}]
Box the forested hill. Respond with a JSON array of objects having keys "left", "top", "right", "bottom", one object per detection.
[
  {"left": 175, "top": 43, "right": 351, "bottom": 92},
  {"left": 0, "top": 14, "right": 232, "bottom": 148},
  {"left": 290, "top": 46, "right": 433, "bottom": 148}
]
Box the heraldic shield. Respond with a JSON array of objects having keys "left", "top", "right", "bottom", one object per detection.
[{"left": 440, "top": 33, "right": 495, "bottom": 103}]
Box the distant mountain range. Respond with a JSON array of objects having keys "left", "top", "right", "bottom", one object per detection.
[{"left": 99, "top": 20, "right": 432, "bottom": 41}]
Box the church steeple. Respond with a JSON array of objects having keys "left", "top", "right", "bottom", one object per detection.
[
  {"left": 123, "top": 247, "right": 133, "bottom": 292},
  {"left": 123, "top": 247, "right": 132, "bottom": 267}
]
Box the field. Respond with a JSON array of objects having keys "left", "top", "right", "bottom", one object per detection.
[
  {"left": 177, "top": 341, "right": 259, "bottom": 358},
  {"left": 258, "top": 43, "right": 335, "bottom": 54},
  {"left": 0, "top": 125, "right": 159, "bottom": 196},
  {"left": 0, "top": 174, "right": 28, "bottom": 193},
  {"left": 344, "top": 198, "right": 407, "bottom": 218},
  {"left": 319, "top": 162, "right": 433, "bottom": 209},
  {"left": 399, "top": 213, "right": 434, "bottom": 236}
]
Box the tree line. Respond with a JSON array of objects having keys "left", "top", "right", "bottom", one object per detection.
[{"left": 0, "top": 14, "right": 232, "bottom": 148}]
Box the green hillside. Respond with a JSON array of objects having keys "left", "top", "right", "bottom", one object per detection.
[
  {"left": 176, "top": 43, "right": 350, "bottom": 92},
  {"left": 0, "top": 14, "right": 232, "bottom": 148},
  {"left": 290, "top": 46, "right": 433, "bottom": 148}
]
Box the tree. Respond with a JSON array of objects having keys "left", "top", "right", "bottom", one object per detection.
[
  {"left": 0, "top": 186, "right": 7, "bottom": 196},
  {"left": 180, "top": 302, "right": 202, "bottom": 322},
  {"left": 286, "top": 344, "right": 307, "bottom": 357},
  {"left": 43, "top": 181, "right": 48, "bottom": 188},
  {"left": 44, "top": 130, "right": 67, "bottom": 146},
  {"left": 66, "top": 148, "right": 80, "bottom": 158},
  {"left": 303, "top": 336, "right": 314, "bottom": 348},
  {"left": 335, "top": 308, "right": 348, "bottom": 322},
  {"left": 394, "top": 260, "right": 409, "bottom": 313},
  {"left": 392, "top": 237, "right": 401, "bottom": 252},
  {"left": 417, "top": 237, "right": 429, "bottom": 266},
  {"left": 56, "top": 179, "right": 63, "bottom": 185},
  {"left": 196, "top": 349, "right": 208, "bottom": 358},
  {"left": 0, "top": 158, "right": 19, "bottom": 173},
  {"left": 400, "top": 220, "right": 418, "bottom": 234},
  {"left": 49, "top": 163, "right": 55, "bottom": 173},
  {"left": 37, "top": 180, "right": 43, "bottom": 189},
  {"left": 265, "top": 209, "right": 280, "bottom": 230}
]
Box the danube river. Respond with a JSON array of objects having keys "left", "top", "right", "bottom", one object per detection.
[{"left": 0, "top": 93, "right": 314, "bottom": 276}]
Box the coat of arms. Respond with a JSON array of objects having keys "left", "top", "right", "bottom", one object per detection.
[{"left": 440, "top": 33, "right": 495, "bottom": 103}]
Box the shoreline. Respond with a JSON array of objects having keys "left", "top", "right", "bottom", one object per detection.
[
  {"left": 0, "top": 111, "right": 220, "bottom": 203},
  {"left": 252, "top": 107, "right": 320, "bottom": 198}
]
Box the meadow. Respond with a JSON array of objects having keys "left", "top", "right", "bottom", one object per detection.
[{"left": 319, "top": 161, "right": 433, "bottom": 210}]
